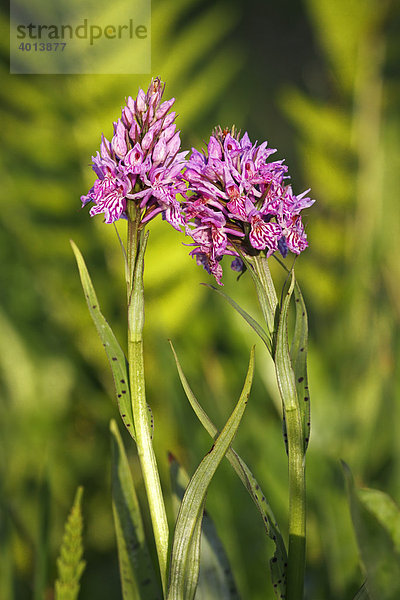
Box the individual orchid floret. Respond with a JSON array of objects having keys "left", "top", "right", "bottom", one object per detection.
[
  {"left": 182, "top": 126, "right": 314, "bottom": 284},
  {"left": 81, "top": 77, "right": 187, "bottom": 229}
]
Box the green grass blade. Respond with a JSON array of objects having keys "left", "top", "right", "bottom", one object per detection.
[
  {"left": 290, "top": 281, "right": 311, "bottom": 452},
  {"left": 170, "top": 341, "right": 287, "bottom": 597},
  {"left": 55, "top": 487, "right": 85, "bottom": 600},
  {"left": 110, "top": 420, "right": 161, "bottom": 600},
  {"left": 343, "top": 462, "right": 400, "bottom": 600},
  {"left": 167, "top": 347, "right": 255, "bottom": 600},
  {"left": 70, "top": 240, "right": 135, "bottom": 441},
  {"left": 203, "top": 284, "right": 272, "bottom": 353},
  {"left": 169, "top": 455, "right": 240, "bottom": 599}
]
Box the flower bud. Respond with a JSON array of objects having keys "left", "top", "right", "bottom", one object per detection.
[
  {"left": 152, "top": 138, "right": 167, "bottom": 164},
  {"left": 166, "top": 131, "right": 181, "bottom": 157},
  {"left": 111, "top": 120, "right": 127, "bottom": 159},
  {"left": 155, "top": 98, "right": 175, "bottom": 120},
  {"left": 135, "top": 89, "right": 147, "bottom": 113},
  {"left": 142, "top": 129, "right": 154, "bottom": 151}
]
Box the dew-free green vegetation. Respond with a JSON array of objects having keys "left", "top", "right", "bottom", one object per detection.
[{"left": 1, "top": 0, "right": 400, "bottom": 598}]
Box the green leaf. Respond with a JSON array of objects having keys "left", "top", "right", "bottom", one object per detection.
[
  {"left": 167, "top": 347, "right": 255, "bottom": 600},
  {"left": 110, "top": 419, "right": 161, "bottom": 600},
  {"left": 184, "top": 499, "right": 205, "bottom": 600},
  {"left": 70, "top": 240, "right": 135, "bottom": 441},
  {"left": 274, "top": 272, "right": 301, "bottom": 458},
  {"left": 241, "top": 254, "right": 279, "bottom": 338},
  {"left": 275, "top": 271, "right": 298, "bottom": 414},
  {"left": 169, "top": 455, "right": 240, "bottom": 599},
  {"left": 170, "top": 341, "right": 287, "bottom": 598},
  {"left": 203, "top": 283, "right": 272, "bottom": 354},
  {"left": 290, "top": 281, "right": 311, "bottom": 452},
  {"left": 55, "top": 487, "right": 85, "bottom": 600},
  {"left": 343, "top": 462, "right": 400, "bottom": 600}
]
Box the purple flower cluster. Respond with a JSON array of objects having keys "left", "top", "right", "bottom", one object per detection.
[
  {"left": 81, "top": 78, "right": 187, "bottom": 229},
  {"left": 183, "top": 127, "right": 315, "bottom": 284},
  {"left": 81, "top": 78, "right": 315, "bottom": 286}
]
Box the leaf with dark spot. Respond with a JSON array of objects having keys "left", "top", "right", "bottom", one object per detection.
[{"left": 71, "top": 240, "right": 135, "bottom": 441}]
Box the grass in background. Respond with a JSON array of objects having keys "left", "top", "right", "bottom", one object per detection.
[{"left": 1, "top": 0, "right": 399, "bottom": 598}]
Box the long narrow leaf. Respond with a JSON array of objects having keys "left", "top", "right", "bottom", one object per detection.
[
  {"left": 241, "top": 253, "right": 278, "bottom": 338},
  {"left": 272, "top": 257, "right": 310, "bottom": 454},
  {"left": 203, "top": 283, "right": 272, "bottom": 353},
  {"left": 290, "top": 281, "right": 311, "bottom": 452},
  {"left": 170, "top": 341, "right": 287, "bottom": 597},
  {"left": 184, "top": 499, "right": 205, "bottom": 600},
  {"left": 275, "top": 272, "right": 298, "bottom": 414},
  {"left": 110, "top": 420, "right": 161, "bottom": 600},
  {"left": 167, "top": 347, "right": 255, "bottom": 600},
  {"left": 71, "top": 240, "right": 135, "bottom": 441},
  {"left": 169, "top": 455, "right": 240, "bottom": 599}
]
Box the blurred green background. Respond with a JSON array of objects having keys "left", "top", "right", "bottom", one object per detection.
[{"left": 1, "top": 0, "right": 400, "bottom": 598}]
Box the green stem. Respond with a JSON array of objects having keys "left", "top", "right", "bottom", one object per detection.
[
  {"left": 285, "top": 407, "right": 306, "bottom": 600},
  {"left": 126, "top": 204, "right": 169, "bottom": 595},
  {"left": 255, "top": 258, "right": 306, "bottom": 599}
]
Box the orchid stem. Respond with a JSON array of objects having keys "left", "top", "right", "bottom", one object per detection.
[
  {"left": 254, "top": 255, "right": 306, "bottom": 600},
  {"left": 285, "top": 407, "right": 306, "bottom": 600},
  {"left": 126, "top": 203, "right": 169, "bottom": 595}
]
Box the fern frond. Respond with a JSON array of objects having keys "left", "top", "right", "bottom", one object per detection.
[{"left": 55, "top": 487, "right": 86, "bottom": 600}]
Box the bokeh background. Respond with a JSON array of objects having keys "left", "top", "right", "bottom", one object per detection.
[{"left": 1, "top": 0, "right": 400, "bottom": 598}]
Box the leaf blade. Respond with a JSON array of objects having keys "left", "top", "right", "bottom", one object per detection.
[
  {"left": 203, "top": 283, "right": 272, "bottom": 353},
  {"left": 170, "top": 341, "right": 287, "bottom": 597},
  {"left": 70, "top": 240, "right": 135, "bottom": 441},
  {"left": 290, "top": 280, "right": 311, "bottom": 452},
  {"left": 167, "top": 347, "right": 255, "bottom": 600},
  {"left": 169, "top": 455, "right": 240, "bottom": 599}
]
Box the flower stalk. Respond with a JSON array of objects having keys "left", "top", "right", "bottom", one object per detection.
[
  {"left": 247, "top": 255, "right": 306, "bottom": 599},
  {"left": 285, "top": 405, "right": 306, "bottom": 600},
  {"left": 272, "top": 270, "right": 306, "bottom": 600},
  {"left": 126, "top": 204, "right": 169, "bottom": 594}
]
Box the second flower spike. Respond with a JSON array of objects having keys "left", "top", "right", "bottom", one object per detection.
[{"left": 183, "top": 126, "right": 315, "bottom": 284}]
